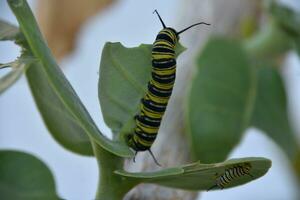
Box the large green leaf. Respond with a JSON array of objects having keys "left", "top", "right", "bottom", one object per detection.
[
  {"left": 251, "top": 65, "right": 300, "bottom": 161},
  {"left": 0, "top": 19, "right": 20, "bottom": 41},
  {"left": 8, "top": 0, "right": 132, "bottom": 157},
  {"left": 0, "top": 150, "right": 59, "bottom": 199},
  {"left": 26, "top": 61, "right": 93, "bottom": 156},
  {"left": 115, "top": 157, "right": 271, "bottom": 191},
  {"left": 98, "top": 42, "right": 185, "bottom": 138},
  {"left": 186, "top": 38, "right": 256, "bottom": 163}
]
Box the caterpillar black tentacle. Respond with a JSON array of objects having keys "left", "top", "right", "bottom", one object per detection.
[
  {"left": 207, "top": 163, "right": 253, "bottom": 191},
  {"left": 127, "top": 10, "right": 210, "bottom": 165}
]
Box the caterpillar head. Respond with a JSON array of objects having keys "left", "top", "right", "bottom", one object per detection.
[{"left": 153, "top": 9, "right": 210, "bottom": 40}]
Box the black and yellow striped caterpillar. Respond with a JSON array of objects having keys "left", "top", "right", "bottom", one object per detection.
[
  {"left": 127, "top": 10, "right": 210, "bottom": 165},
  {"left": 208, "top": 163, "right": 253, "bottom": 190}
]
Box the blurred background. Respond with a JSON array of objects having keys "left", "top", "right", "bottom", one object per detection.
[{"left": 1, "top": 0, "right": 300, "bottom": 199}]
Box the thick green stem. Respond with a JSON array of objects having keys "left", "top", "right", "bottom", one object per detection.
[
  {"left": 92, "top": 141, "right": 135, "bottom": 200},
  {"left": 243, "top": 19, "right": 292, "bottom": 59}
]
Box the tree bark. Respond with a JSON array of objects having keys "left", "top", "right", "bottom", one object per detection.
[{"left": 124, "top": 0, "right": 260, "bottom": 199}]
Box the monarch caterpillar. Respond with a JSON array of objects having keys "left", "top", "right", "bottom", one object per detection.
[
  {"left": 208, "top": 163, "right": 253, "bottom": 191},
  {"left": 127, "top": 10, "right": 210, "bottom": 165}
]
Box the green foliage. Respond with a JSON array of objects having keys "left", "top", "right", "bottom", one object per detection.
[
  {"left": 7, "top": 0, "right": 300, "bottom": 199},
  {"left": 186, "top": 38, "right": 256, "bottom": 163},
  {"left": 243, "top": 20, "right": 292, "bottom": 59},
  {"left": 268, "top": 0, "right": 300, "bottom": 57},
  {"left": 0, "top": 150, "right": 59, "bottom": 199},
  {"left": 95, "top": 40, "right": 272, "bottom": 199},
  {"left": 26, "top": 61, "right": 93, "bottom": 156},
  {"left": 98, "top": 43, "right": 152, "bottom": 137},
  {"left": 251, "top": 65, "right": 299, "bottom": 161},
  {"left": 98, "top": 42, "right": 185, "bottom": 139},
  {"left": 8, "top": 0, "right": 132, "bottom": 158},
  {"left": 268, "top": 0, "right": 300, "bottom": 36},
  {"left": 116, "top": 157, "right": 271, "bottom": 191}
]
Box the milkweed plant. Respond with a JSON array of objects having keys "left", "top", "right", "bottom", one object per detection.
[{"left": 1, "top": 0, "right": 300, "bottom": 199}]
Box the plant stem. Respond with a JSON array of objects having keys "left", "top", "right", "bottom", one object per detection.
[
  {"left": 7, "top": 0, "right": 132, "bottom": 158},
  {"left": 91, "top": 141, "right": 134, "bottom": 200},
  {"left": 243, "top": 19, "right": 292, "bottom": 60},
  {"left": 7, "top": 0, "right": 136, "bottom": 198}
]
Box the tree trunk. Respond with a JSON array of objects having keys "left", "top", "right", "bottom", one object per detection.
[{"left": 124, "top": 0, "right": 260, "bottom": 199}]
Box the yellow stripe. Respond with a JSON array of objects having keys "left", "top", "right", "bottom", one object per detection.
[
  {"left": 150, "top": 79, "right": 174, "bottom": 89},
  {"left": 152, "top": 68, "right": 176, "bottom": 75},
  {"left": 133, "top": 134, "right": 152, "bottom": 146},
  {"left": 141, "top": 104, "right": 164, "bottom": 118},
  {"left": 153, "top": 43, "right": 174, "bottom": 49},
  {"left": 154, "top": 40, "right": 175, "bottom": 48},
  {"left": 153, "top": 65, "right": 176, "bottom": 71},
  {"left": 136, "top": 120, "right": 159, "bottom": 130},
  {"left": 136, "top": 125, "right": 158, "bottom": 134},
  {"left": 147, "top": 92, "right": 169, "bottom": 104},
  {"left": 152, "top": 54, "right": 174, "bottom": 60},
  {"left": 161, "top": 30, "right": 177, "bottom": 43}
]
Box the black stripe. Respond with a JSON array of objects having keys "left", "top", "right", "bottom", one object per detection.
[
  {"left": 152, "top": 47, "right": 175, "bottom": 54},
  {"left": 134, "top": 130, "right": 157, "bottom": 142},
  {"left": 152, "top": 72, "right": 175, "bottom": 83},
  {"left": 142, "top": 99, "right": 167, "bottom": 112},
  {"left": 133, "top": 140, "right": 150, "bottom": 151},
  {"left": 152, "top": 59, "right": 176, "bottom": 69},
  {"left": 137, "top": 115, "right": 161, "bottom": 127},
  {"left": 153, "top": 43, "right": 173, "bottom": 50},
  {"left": 148, "top": 84, "right": 173, "bottom": 98},
  {"left": 156, "top": 33, "right": 175, "bottom": 45}
]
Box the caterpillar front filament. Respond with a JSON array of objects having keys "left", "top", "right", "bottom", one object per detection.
[{"left": 127, "top": 10, "right": 210, "bottom": 165}]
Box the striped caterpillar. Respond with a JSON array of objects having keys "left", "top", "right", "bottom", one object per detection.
[
  {"left": 127, "top": 10, "right": 210, "bottom": 165},
  {"left": 208, "top": 163, "right": 253, "bottom": 190}
]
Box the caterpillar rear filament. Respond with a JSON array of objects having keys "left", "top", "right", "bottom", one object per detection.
[
  {"left": 208, "top": 163, "right": 253, "bottom": 191},
  {"left": 127, "top": 10, "right": 210, "bottom": 166}
]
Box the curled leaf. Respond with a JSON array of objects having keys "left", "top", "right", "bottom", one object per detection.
[{"left": 115, "top": 157, "right": 271, "bottom": 191}]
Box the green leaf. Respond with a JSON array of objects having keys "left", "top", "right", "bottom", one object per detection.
[
  {"left": 268, "top": 0, "right": 300, "bottom": 36},
  {"left": 0, "top": 55, "right": 35, "bottom": 95},
  {"left": 8, "top": 0, "right": 132, "bottom": 157},
  {"left": 115, "top": 157, "right": 271, "bottom": 191},
  {"left": 268, "top": 0, "right": 300, "bottom": 56},
  {"left": 251, "top": 65, "right": 300, "bottom": 161},
  {"left": 26, "top": 61, "right": 93, "bottom": 156},
  {"left": 0, "top": 19, "right": 20, "bottom": 41},
  {"left": 0, "top": 150, "right": 59, "bottom": 199},
  {"left": 98, "top": 42, "right": 185, "bottom": 138},
  {"left": 186, "top": 38, "right": 256, "bottom": 163}
]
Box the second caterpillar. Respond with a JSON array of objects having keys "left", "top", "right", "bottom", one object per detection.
[{"left": 127, "top": 10, "right": 210, "bottom": 165}]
